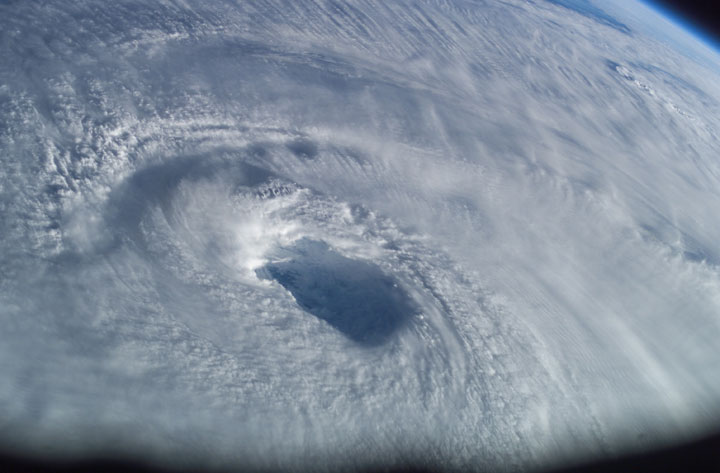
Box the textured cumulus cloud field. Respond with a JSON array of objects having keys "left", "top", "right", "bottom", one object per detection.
[{"left": 1, "top": 0, "right": 720, "bottom": 471}]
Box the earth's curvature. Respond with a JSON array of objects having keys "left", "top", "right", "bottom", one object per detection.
[{"left": 1, "top": 0, "right": 720, "bottom": 471}]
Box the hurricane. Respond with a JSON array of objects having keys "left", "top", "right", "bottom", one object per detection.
[{"left": 2, "top": 1, "right": 720, "bottom": 471}]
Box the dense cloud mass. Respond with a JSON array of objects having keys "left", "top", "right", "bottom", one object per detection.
[{"left": 1, "top": 0, "right": 720, "bottom": 471}]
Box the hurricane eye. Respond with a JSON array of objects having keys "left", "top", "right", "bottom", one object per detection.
[{"left": 260, "top": 238, "right": 417, "bottom": 346}]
